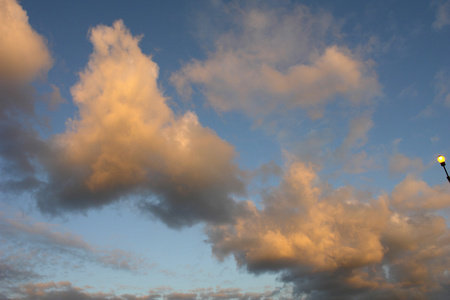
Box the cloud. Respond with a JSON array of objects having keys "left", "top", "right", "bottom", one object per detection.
[
  {"left": 0, "top": 261, "right": 40, "bottom": 288},
  {"left": 205, "top": 158, "right": 450, "bottom": 299},
  {"left": 339, "top": 114, "right": 373, "bottom": 152},
  {"left": 0, "top": 0, "right": 52, "bottom": 187},
  {"left": 433, "top": 0, "right": 450, "bottom": 29},
  {"left": 6, "top": 282, "right": 280, "bottom": 300},
  {"left": 165, "top": 293, "right": 197, "bottom": 300},
  {"left": 172, "top": 3, "right": 380, "bottom": 119},
  {"left": 413, "top": 70, "right": 450, "bottom": 119},
  {"left": 43, "top": 84, "right": 66, "bottom": 110},
  {"left": 335, "top": 113, "right": 375, "bottom": 173},
  {"left": 0, "top": 1, "right": 246, "bottom": 229},
  {"left": 8, "top": 282, "right": 118, "bottom": 300},
  {"left": 390, "top": 175, "right": 450, "bottom": 211},
  {"left": 388, "top": 153, "right": 424, "bottom": 175},
  {"left": 0, "top": 0, "right": 52, "bottom": 83},
  {"left": 434, "top": 70, "right": 450, "bottom": 107},
  {"left": 0, "top": 15, "right": 246, "bottom": 228},
  {"left": 0, "top": 211, "right": 152, "bottom": 286}
]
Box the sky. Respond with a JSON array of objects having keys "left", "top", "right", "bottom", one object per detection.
[{"left": 1, "top": 0, "right": 450, "bottom": 299}]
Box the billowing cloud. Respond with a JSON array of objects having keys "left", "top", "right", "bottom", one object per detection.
[
  {"left": 205, "top": 158, "right": 450, "bottom": 299},
  {"left": 390, "top": 175, "right": 450, "bottom": 211},
  {"left": 33, "top": 20, "right": 245, "bottom": 228},
  {"left": 172, "top": 3, "right": 380, "bottom": 119},
  {"left": 0, "top": 0, "right": 246, "bottom": 228}
]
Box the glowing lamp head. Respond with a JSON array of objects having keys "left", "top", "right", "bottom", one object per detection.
[{"left": 438, "top": 155, "right": 446, "bottom": 166}]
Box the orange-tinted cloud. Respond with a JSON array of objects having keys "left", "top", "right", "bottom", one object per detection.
[
  {"left": 206, "top": 158, "right": 450, "bottom": 298},
  {"left": 37, "top": 21, "right": 246, "bottom": 228},
  {"left": 172, "top": 4, "right": 380, "bottom": 119},
  {"left": 388, "top": 153, "right": 424, "bottom": 175},
  {"left": 0, "top": 0, "right": 52, "bottom": 188},
  {"left": 390, "top": 175, "right": 450, "bottom": 211},
  {"left": 0, "top": 0, "right": 52, "bottom": 83}
]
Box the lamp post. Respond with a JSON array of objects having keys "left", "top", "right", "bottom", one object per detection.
[{"left": 437, "top": 155, "right": 450, "bottom": 183}]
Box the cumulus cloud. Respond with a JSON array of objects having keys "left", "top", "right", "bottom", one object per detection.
[
  {"left": 390, "top": 175, "right": 450, "bottom": 211},
  {"left": 0, "top": 1, "right": 246, "bottom": 229},
  {"left": 205, "top": 158, "right": 450, "bottom": 299},
  {"left": 31, "top": 20, "right": 246, "bottom": 228},
  {"left": 172, "top": 3, "right": 380, "bottom": 119}
]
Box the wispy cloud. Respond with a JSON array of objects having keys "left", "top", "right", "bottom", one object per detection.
[
  {"left": 434, "top": 70, "right": 450, "bottom": 107},
  {"left": 0, "top": 212, "right": 153, "bottom": 288},
  {"left": 433, "top": 0, "right": 450, "bottom": 29},
  {"left": 335, "top": 112, "right": 375, "bottom": 173},
  {"left": 413, "top": 70, "right": 450, "bottom": 119},
  {"left": 7, "top": 281, "right": 281, "bottom": 300},
  {"left": 388, "top": 153, "right": 424, "bottom": 175}
]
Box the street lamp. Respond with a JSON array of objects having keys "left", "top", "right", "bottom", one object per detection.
[{"left": 437, "top": 155, "right": 450, "bottom": 183}]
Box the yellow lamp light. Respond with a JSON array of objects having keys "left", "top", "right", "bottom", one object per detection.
[{"left": 437, "top": 155, "right": 450, "bottom": 183}]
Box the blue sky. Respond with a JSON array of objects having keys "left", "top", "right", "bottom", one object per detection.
[{"left": 1, "top": 0, "right": 450, "bottom": 299}]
